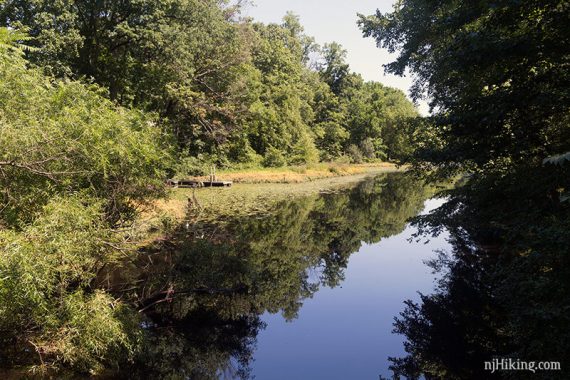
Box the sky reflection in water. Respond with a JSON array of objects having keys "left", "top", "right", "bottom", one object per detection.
[{"left": 253, "top": 199, "right": 448, "bottom": 380}]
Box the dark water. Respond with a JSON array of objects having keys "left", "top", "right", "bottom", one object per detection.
[{"left": 108, "top": 173, "right": 446, "bottom": 379}]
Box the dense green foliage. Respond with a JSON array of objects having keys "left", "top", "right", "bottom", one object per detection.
[
  {"left": 7, "top": 0, "right": 568, "bottom": 376},
  {"left": 0, "top": 29, "right": 170, "bottom": 226},
  {"left": 0, "top": 2, "right": 421, "bottom": 373},
  {"left": 0, "top": 197, "right": 142, "bottom": 373},
  {"left": 359, "top": 0, "right": 570, "bottom": 170},
  {"left": 1, "top": 1, "right": 419, "bottom": 169},
  {"left": 0, "top": 28, "right": 165, "bottom": 374},
  {"left": 0, "top": 1, "right": 424, "bottom": 373},
  {"left": 360, "top": 1, "right": 570, "bottom": 378}
]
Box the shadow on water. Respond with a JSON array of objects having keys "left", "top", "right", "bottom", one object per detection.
[
  {"left": 385, "top": 170, "right": 570, "bottom": 380},
  {"left": 96, "top": 172, "right": 435, "bottom": 379}
]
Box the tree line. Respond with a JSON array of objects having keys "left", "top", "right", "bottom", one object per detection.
[{"left": 1, "top": 0, "right": 418, "bottom": 174}]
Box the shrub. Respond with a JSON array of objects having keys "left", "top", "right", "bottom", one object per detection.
[
  {"left": 290, "top": 133, "right": 320, "bottom": 165},
  {"left": 0, "top": 196, "right": 141, "bottom": 373},
  {"left": 360, "top": 138, "right": 377, "bottom": 161},
  {"left": 0, "top": 34, "right": 172, "bottom": 227},
  {"left": 263, "top": 146, "right": 288, "bottom": 167},
  {"left": 174, "top": 156, "right": 210, "bottom": 177},
  {"left": 346, "top": 144, "right": 364, "bottom": 164}
]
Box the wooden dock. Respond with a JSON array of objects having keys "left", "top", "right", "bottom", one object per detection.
[
  {"left": 167, "top": 166, "right": 232, "bottom": 188},
  {"left": 167, "top": 179, "right": 232, "bottom": 188}
]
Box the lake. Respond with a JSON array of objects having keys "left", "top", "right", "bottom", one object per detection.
[{"left": 107, "top": 172, "right": 448, "bottom": 379}]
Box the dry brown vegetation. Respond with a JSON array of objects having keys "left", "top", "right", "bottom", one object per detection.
[{"left": 193, "top": 162, "right": 399, "bottom": 184}]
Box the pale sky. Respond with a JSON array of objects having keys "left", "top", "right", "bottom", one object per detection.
[{"left": 243, "top": 0, "right": 429, "bottom": 115}]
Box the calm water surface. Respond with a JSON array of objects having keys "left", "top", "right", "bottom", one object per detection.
[
  {"left": 252, "top": 198, "right": 448, "bottom": 380},
  {"left": 108, "top": 173, "right": 448, "bottom": 379}
]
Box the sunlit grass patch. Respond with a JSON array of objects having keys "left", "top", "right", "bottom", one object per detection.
[{"left": 192, "top": 162, "right": 398, "bottom": 184}]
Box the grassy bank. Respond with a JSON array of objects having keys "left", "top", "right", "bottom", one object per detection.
[
  {"left": 186, "top": 162, "right": 400, "bottom": 184},
  {"left": 135, "top": 163, "right": 403, "bottom": 239}
]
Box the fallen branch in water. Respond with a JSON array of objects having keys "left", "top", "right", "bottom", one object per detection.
[{"left": 137, "top": 284, "right": 248, "bottom": 313}]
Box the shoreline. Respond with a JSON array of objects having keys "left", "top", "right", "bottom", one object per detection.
[
  {"left": 135, "top": 163, "right": 405, "bottom": 240},
  {"left": 187, "top": 162, "right": 402, "bottom": 184}
]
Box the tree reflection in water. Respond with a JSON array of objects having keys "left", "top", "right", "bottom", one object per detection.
[
  {"left": 387, "top": 171, "right": 570, "bottom": 380},
  {"left": 100, "top": 172, "right": 434, "bottom": 379}
]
